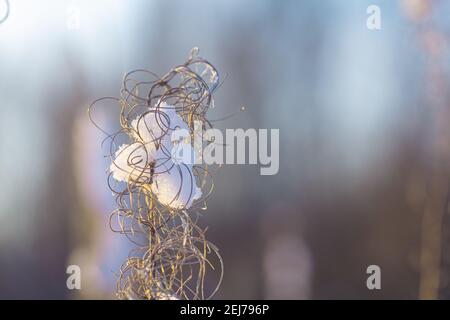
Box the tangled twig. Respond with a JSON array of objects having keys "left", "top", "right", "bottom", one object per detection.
[{"left": 89, "top": 48, "right": 223, "bottom": 300}]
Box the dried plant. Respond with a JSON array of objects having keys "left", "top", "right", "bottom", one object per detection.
[
  {"left": 0, "top": 0, "right": 9, "bottom": 24},
  {"left": 400, "top": 0, "right": 450, "bottom": 299},
  {"left": 89, "top": 48, "right": 223, "bottom": 300}
]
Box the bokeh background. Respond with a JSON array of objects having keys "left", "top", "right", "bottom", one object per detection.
[{"left": 1, "top": 0, "right": 450, "bottom": 299}]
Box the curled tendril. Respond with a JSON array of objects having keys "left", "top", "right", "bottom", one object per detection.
[
  {"left": 89, "top": 48, "right": 223, "bottom": 300},
  {"left": 0, "top": 0, "right": 9, "bottom": 24}
]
